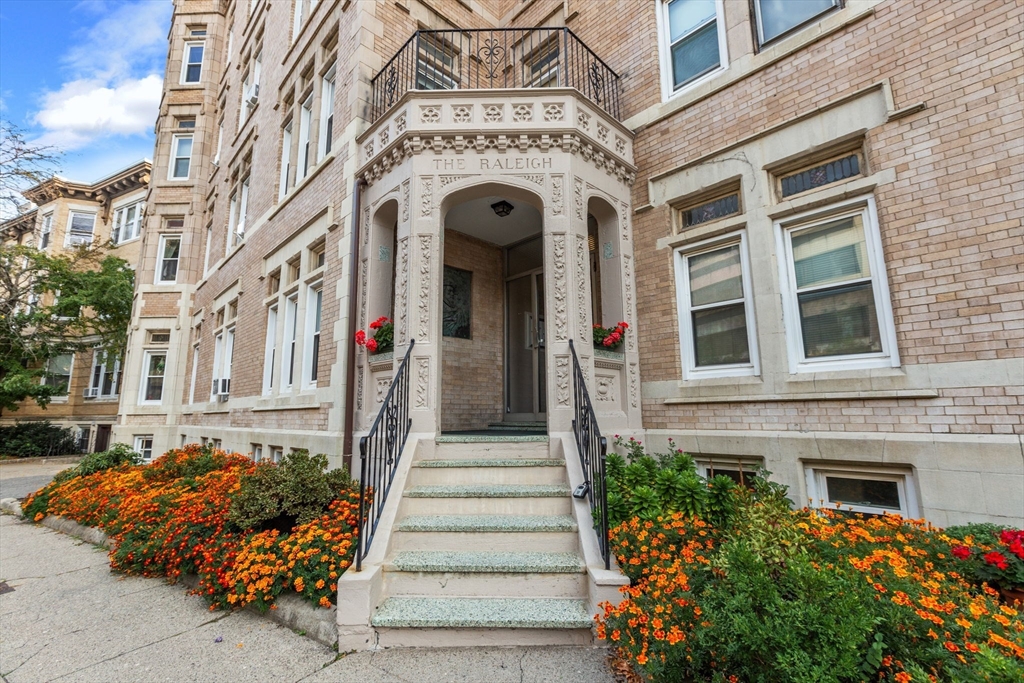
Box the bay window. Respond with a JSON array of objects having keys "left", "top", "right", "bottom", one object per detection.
[
  {"left": 66, "top": 211, "right": 96, "bottom": 246},
  {"left": 88, "top": 351, "right": 121, "bottom": 398}
]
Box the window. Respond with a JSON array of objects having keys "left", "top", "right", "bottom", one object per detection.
[
  {"left": 149, "top": 330, "right": 171, "bottom": 344},
  {"left": 681, "top": 192, "right": 740, "bottom": 229},
  {"left": 40, "top": 212, "right": 53, "bottom": 249},
  {"left": 416, "top": 34, "right": 458, "bottom": 90},
  {"left": 112, "top": 201, "right": 143, "bottom": 244},
  {"left": 227, "top": 191, "right": 239, "bottom": 248},
  {"left": 780, "top": 153, "right": 862, "bottom": 199},
  {"left": 675, "top": 232, "right": 759, "bottom": 378},
  {"left": 263, "top": 305, "right": 278, "bottom": 393},
  {"left": 214, "top": 120, "right": 224, "bottom": 166},
  {"left": 252, "top": 445, "right": 263, "bottom": 461},
  {"left": 182, "top": 42, "right": 205, "bottom": 83},
  {"left": 312, "top": 244, "right": 326, "bottom": 269},
  {"left": 157, "top": 235, "right": 182, "bottom": 283},
  {"left": 524, "top": 38, "right": 560, "bottom": 87},
  {"left": 141, "top": 352, "right": 166, "bottom": 403},
  {"left": 134, "top": 436, "right": 154, "bottom": 462},
  {"left": 298, "top": 95, "right": 313, "bottom": 181},
  {"left": 77, "top": 425, "right": 91, "bottom": 453},
  {"left": 189, "top": 26, "right": 207, "bottom": 37},
  {"left": 292, "top": 0, "right": 319, "bottom": 40},
  {"left": 776, "top": 197, "right": 898, "bottom": 372},
  {"left": 661, "top": 0, "right": 725, "bottom": 92},
  {"left": 806, "top": 466, "right": 918, "bottom": 518},
  {"left": 177, "top": 117, "right": 196, "bottom": 129},
  {"left": 66, "top": 211, "right": 96, "bottom": 246},
  {"left": 282, "top": 294, "right": 298, "bottom": 388},
  {"left": 319, "top": 68, "right": 336, "bottom": 157},
  {"left": 697, "top": 457, "right": 763, "bottom": 487},
  {"left": 235, "top": 177, "right": 250, "bottom": 245},
  {"left": 270, "top": 446, "right": 283, "bottom": 463},
  {"left": 170, "top": 135, "right": 193, "bottom": 179},
  {"left": 189, "top": 342, "right": 199, "bottom": 404},
  {"left": 306, "top": 285, "right": 322, "bottom": 384},
  {"left": 754, "top": 0, "right": 839, "bottom": 45},
  {"left": 42, "top": 354, "right": 73, "bottom": 396},
  {"left": 88, "top": 351, "right": 121, "bottom": 398},
  {"left": 212, "top": 327, "right": 235, "bottom": 397},
  {"left": 280, "top": 122, "right": 293, "bottom": 198}
]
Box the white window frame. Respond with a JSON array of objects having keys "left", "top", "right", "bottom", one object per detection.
[
  {"left": 39, "top": 212, "right": 53, "bottom": 249},
  {"left": 227, "top": 191, "right": 239, "bottom": 252},
  {"left": 213, "top": 119, "right": 224, "bottom": 166},
  {"left": 656, "top": 0, "right": 728, "bottom": 101},
  {"left": 805, "top": 464, "right": 919, "bottom": 518},
  {"left": 281, "top": 293, "right": 299, "bottom": 390},
  {"left": 42, "top": 353, "right": 74, "bottom": 398},
  {"left": 297, "top": 95, "right": 313, "bottom": 181},
  {"left": 262, "top": 305, "right": 278, "bottom": 394},
  {"left": 156, "top": 234, "right": 182, "bottom": 284},
  {"left": 303, "top": 284, "right": 323, "bottom": 387},
  {"left": 697, "top": 457, "right": 764, "bottom": 484},
  {"left": 134, "top": 435, "right": 155, "bottom": 462},
  {"left": 211, "top": 332, "right": 224, "bottom": 399},
  {"left": 112, "top": 201, "right": 143, "bottom": 244},
  {"left": 88, "top": 350, "right": 121, "bottom": 399},
  {"left": 775, "top": 195, "right": 898, "bottom": 374},
  {"left": 181, "top": 41, "right": 205, "bottom": 84},
  {"left": 65, "top": 210, "right": 97, "bottom": 247},
  {"left": 319, "top": 66, "right": 336, "bottom": 158},
  {"left": 673, "top": 230, "right": 759, "bottom": 379},
  {"left": 279, "top": 122, "right": 293, "bottom": 199},
  {"left": 252, "top": 444, "right": 263, "bottom": 461},
  {"left": 188, "top": 342, "right": 200, "bottom": 404},
  {"left": 235, "top": 177, "right": 250, "bottom": 245},
  {"left": 753, "top": 0, "right": 840, "bottom": 47},
  {"left": 169, "top": 134, "right": 193, "bottom": 180},
  {"left": 270, "top": 446, "right": 283, "bottom": 463},
  {"left": 139, "top": 351, "right": 167, "bottom": 405}
]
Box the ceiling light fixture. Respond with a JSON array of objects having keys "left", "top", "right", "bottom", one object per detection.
[{"left": 490, "top": 200, "right": 514, "bottom": 217}]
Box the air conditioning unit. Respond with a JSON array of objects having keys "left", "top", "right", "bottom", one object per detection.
[
  {"left": 84, "top": 387, "right": 99, "bottom": 398},
  {"left": 245, "top": 83, "right": 260, "bottom": 107}
]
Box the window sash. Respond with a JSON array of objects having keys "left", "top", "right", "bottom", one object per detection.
[
  {"left": 298, "top": 98, "right": 313, "bottom": 179},
  {"left": 171, "top": 136, "right": 193, "bottom": 179},
  {"left": 809, "top": 468, "right": 913, "bottom": 517},
  {"left": 43, "top": 354, "right": 73, "bottom": 395},
  {"left": 282, "top": 296, "right": 298, "bottom": 388},
  {"left": 183, "top": 43, "right": 204, "bottom": 82},
  {"left": 263, "top": 306, "right": 278, "bottom": 393},
  {"left": 320, "top": 72, "right": 336, "bottom": 157},
  {"left": 158, "top": 236, "right": 181, "bottom": 283},
  {"left": 68, "top": 212, "right": 96, "bottom": 237},
  {"left": 143, "top": 353, "right": 166, "bottom": 402},
  {"left": 134, "top": 436, "right": 154, "bottom": 461},
  {"left": 664, "top": 0, "right": 722, "bottom": 91},
  {"left": 754, "top": 0, "right": 839, "bottom": 45},
  {"left": 280, "top": 124, "right": 293, "bottom": 198}
]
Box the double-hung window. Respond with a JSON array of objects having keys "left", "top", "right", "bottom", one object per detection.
[
  {"left": 661, "top": 0, "right": 724, "bottom": 94},
  {"left": 134, "top": 435, "right": 154, "bottom": 462},
  {"left": 157, "top": 235, "right": 182, "bottom": 284},
  {"left": 211, "top": 327, "right": 235, "bottom": 397},
  {"left": 42, "top": 354, "right": 73, "bottom": 396},
  {"left": 262, "top": 305, "right": 278, "bottom": 394},
  {"left": 112, "top": 202, "right": 143, "bottom": 244},
  {"left": 319, "top": 68, "right": 335, "bottom": 157},
  {"left": 39, "top": 212, "right": 53, "bottom": 249},
  {"left": 88, "top": 351, "right": 121, "bottom": 398},
  {"left": 140, "top": 351, "right": 166, "bottom": 403},
  {"left": 776, "top": 197, "right": 898, "bottom": 372},
  {"left": 524, "top": 38, "right": 559, "bottom": 88},
  {"left": 754, "top": 0, "right": 840, "bottom": 46},
  {"left": 281, "top": 294, "right": 299, "bottom": 389},
  {"left": 305, "top": 285, "right": 323, "bottom": 385},
  {"left": 170, "top": 135, "right": 193, "bottom": 179},
  {"left": 675, "top": 232, "right": 759, "bottom": 378},
  {"left": 213, "top": 119, "right": 224, "bottom": 166},
  {"left": 416, "top": 34, "right": 458, "bottom": 90},
  {"left": 182, "top": 42, "right": 204, "bottom": 83},
  {"left": 66, "top": 211, "right": 96, "bottom": 246},
  {"left": 235, "top": 177, "right": 250, "bottom": 245},
  {"left": 279, "top": 122, "right": 293, "bottom": 198},
  {"left": 297, "top": 95, "right": 313, "bottom": 181}
]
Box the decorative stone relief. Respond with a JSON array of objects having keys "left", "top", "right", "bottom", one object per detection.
[
  {"left": 483, "top": 104, "right": 503, "bottom": 123},
  {"left": 596, "top": 123, "right": 609, "bottom": 143},
  {"left": 379, "top": 127, "right": 390, "bottom": 148},
  {"left": 401, "top": 179, "right": 410, "bottom": 223},
  {"left": 379, "top": 245, "right": 390, "bottom": 262},
  {"left": 577, "top": 110, "right": 591, "bottom": 130},
  {"left": 582, "top": 355, "right": 592, "bottom": 389},
  {"left": 543, "top": 103, "right": 564, "bottom": 122},
  {"left": 552, "top": 175, "right": 564, "bottom": 215},
  {"left": 395, "top": 112, "right": 407, "bottom": 134},
  {"left": 415, "top": 357, "right": 429, "bottom": 408},
  {"left": 573, "top": 177, "right": 584, "bottom": 221},
  {"left": 596, "top": 375, "right": 616, "bottom": 402},
  {"left": 619, "top": 201, "right": 630, "bottom": 243},
  {"left": 362, "top": 205, "right": 371, "bottom": 251},
  {"left": 555, "top": 355, "right": 570, "bottom": 406},
  {"left": 513, "top": 104, "right": 533, "bottom": 122},
  {"left": 375, "top": 377, "right": 391, "bottom": 404},
  {"left": 575, "top": 234, "right": 589, "bottom": 334},
  {"left": 552, "top": 235, "right": 567, "bottom": 341},
  {"left": 615, "top": 136, "right": 626, "bottom": 156},
  {"left": 420, "top": 105, "right": 440, "bottom": 123},
  {"left": 452, "top": 105, "right": 472, "bottom": 123},
  {"left": 364, "top": 140, "right": 374, "bottom": 159},
  {"left": 516, "top": 174, "right": 545, "bottom": 186},
  {"left": 359, "top": 258, "right": 368, "bottom": 329},
  {"left": 418, "top": 235, "right": 432, "bottom": 341},
  {"left": 439, "top": 175, "right": 469, "bottom": 188},
  {"left": 420, "top": 177, "right": 433, "bottom": 217},
  {"left": 623, "top": 254, "right": 635, "bottom": 352},
  {"left": 629, "top": 362, "right": 639, "bottom": 409},
  {"left": 356, "top": 366, "right": 364, "bottom": 411},
  {"left": 396, "top": 237, "right": 409, "bottom": 344}
]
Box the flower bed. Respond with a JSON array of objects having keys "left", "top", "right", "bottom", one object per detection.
[
  {"left": 595, "top": 439, "right": 1024, "bottom": 682},
  {"left": 22, "top": 444, "right": 359, "bottom": 612}
]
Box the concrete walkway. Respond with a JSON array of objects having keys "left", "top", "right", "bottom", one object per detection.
[
  {"left": 0, "top": 458, "right": 79, "bottom": 501},
  {"left": 0, "top": 514, "right": 615, "bottom": 683}
]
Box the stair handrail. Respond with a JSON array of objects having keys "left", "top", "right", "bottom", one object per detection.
[
  {"left": 568, "top": 339, "right": 610, "bottom": 570},
  {"left": 355, "top": 339, "right": 415, "bottom": 571}
]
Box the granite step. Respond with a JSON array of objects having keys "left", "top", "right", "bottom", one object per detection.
[
  {"left": 400, "top": 485, "right": 571, "bottom": 515},
  {"left": 435, "top": 434, "right": 548, "bottom": 444},
  {"left": 409, "top": 460, "right": 567, "bottom": 486},
  {"left": 371, "top": 597, "right": 593, "bottom": 630},
  {"left": 422, "top": 441, "right": 551, "bottom": 460},
  {"left": 413, "top": 459, "right": 565, "bottom": 468},
  {"left": 387, "top": 550, "right": 584, "bottom": 574},
  {"left": 405, "top": 484, "right": 570, "bottom": 498},
  {"left": 395, "top": 514, "right": 577, "bottom": 533}
]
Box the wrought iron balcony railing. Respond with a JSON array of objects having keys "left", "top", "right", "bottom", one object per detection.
[{"left": 370, "top": 28, "right": 622, "bottom": 122}]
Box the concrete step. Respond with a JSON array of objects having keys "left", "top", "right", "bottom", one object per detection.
[
  {"left": 383, "top": 569, "right": 588, "bottom": 598},
  {"left": 387, "top": 550, "right": 584, "bottom": 574},
  {"left": 423, "top": 441, "right": 551, "bottom": 460},
  {"left": 409, "top": 461, "right": 567, "bottom": 486},
  {"left": 401, "top": 484, "right": 572, "bottom": 515},
  {"left": 391, "top": 515, "right": 579, "bottom": 552},
  {"left": 372, "top": 597, "right": 593, "bottom": 630},
  {"left": 395, "top": 514, "right": 578, "bottom": 533},
  {"left": 436, "top": 435, "right": 548, "bottom": 444}
]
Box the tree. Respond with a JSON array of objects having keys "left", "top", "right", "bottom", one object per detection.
[
  {"left": 0, "top": 244, "right": 135, "bottom": 416},
  {"left": 0, "top": 119, "right": 61, "bottom": 217}
]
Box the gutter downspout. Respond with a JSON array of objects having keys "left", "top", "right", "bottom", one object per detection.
[{"left": 342, "top": 177, "right": 366, "bottom": 473}]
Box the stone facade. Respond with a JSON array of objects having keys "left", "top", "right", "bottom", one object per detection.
[{"left": 121, "top": 0, "right": 1022, "bottom": 525}]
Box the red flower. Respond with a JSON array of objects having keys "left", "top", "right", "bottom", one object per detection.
[
  {"left": 983, "top": 551, "right": 1009, "bottom": 570},
  {"left": 369, "top": 320, "right": 381, "bottom": 330},
  {"left": 365, "top": 338, "right": 378, "bottom": 353},
  {"left": 355, "top": 330, "right": 366, "bottom": 345},
  {"left": 1000, "top": 529, "right": 1023, "bottom": 545},
  {"left": 618, "top": 322, "right": 629, "bottom": 329},
  {"left": 951, "top": 545, "right": 971, "bottom": 560},
  {"left": 603, "top": 336, "right": 615, "bottom": 347},
  {"left": 1009, "top": 540, "right": 1024, "bottom": 560}
]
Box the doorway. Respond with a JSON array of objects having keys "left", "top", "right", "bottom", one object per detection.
[
  {"left": 504, "top": 236, "right": 545, "bottom": 422},
  {"left": 94, "top": 424, "right": 111, "bottom": 452}
]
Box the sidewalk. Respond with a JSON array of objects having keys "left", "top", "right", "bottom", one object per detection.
[
  {"left": 0, "top": 514, "right": 615, "bottom": 683},
  {"left": 0, "top": 458, "right": 80, "bottom": 501}
]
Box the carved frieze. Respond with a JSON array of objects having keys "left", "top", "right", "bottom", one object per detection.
[
  {"left": 375, "top": 377, "right": 391, "bottom": 403},
  {"left": 573, "top": 177, "right": 584, "bottom": 221},
  {"left": 420, "top": 176, "right": 433, "bottom": 217},
  {"left": 402, "top": 179, "right": 410, "bottom": 223},
  {"left": 418, "top": 235, "right": 432, "bottom": 341},
  {"left": 555, "top": 355, "right": 570, "bottom": 406},
  {"left": 356, "top": 366, "right": 364, "bottom": 411},
  {"left": 543, "top": 103, "right": 564, "bottom": 122},
  {"left": 629, "top": 362, "right": 639, "bottom": 409},
  {"left": 359, "top": 258, "right": 368, "bottom": 330},
  {"left": 596, "top": 375, "right": 616, "bottom": 402},
  {"left": 415, "top": 357, "right": 429, "bottom": 408},
  {"left": 552, "top": 235, "right": 567, "bottom": 341},
  {"left": 623, "top": 254, "right": 635, "bottom": 352},
  {"left": 552, "top": 175, "right": 564, "bottom": 215},
  {"left": 515, "top": 174, "right": 545, "bottom": 186},
  {"left": 575, "top": 234, "right": 589, "bottom": 334},
  {"left": 396, "top": 237, "right": 409, "bottom": 344}
]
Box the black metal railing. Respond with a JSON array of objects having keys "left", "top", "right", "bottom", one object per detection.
[
  {"left": 569, "top": 339, "right": 610, "bottom": 570},
  {"left": 370, "top": 28, "right": 622, "bottom": 122},
  {"left": 355, "top": 340, "right": 415, "bottom": 571}
]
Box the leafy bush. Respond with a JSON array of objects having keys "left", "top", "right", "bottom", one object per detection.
[
  {"left": 52, "top": 443, "right": 140, "bottom": 484},
  {"left": 0, "top": 421, "right": 79, "bottom": 458},
  {"left": 944, "top": 525, "right": 1024, "bottom": 592}
]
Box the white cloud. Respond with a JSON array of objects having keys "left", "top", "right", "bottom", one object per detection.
[
  {"left": 33, "top": 75, "right": 163, "bottom": 149},
  {"left": 63, "top": 1, "right": 171, "bottom": 81}
]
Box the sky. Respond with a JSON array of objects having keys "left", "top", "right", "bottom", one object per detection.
[{"left": 0, "top": 0, "right": 172, "bottom": 183}]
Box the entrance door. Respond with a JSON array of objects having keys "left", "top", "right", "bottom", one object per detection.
[
  {"left": 506, "top": 271, "right": 546, "bottom": 421},
  {"left": 94, "top": 424, "right": 111, "bottom": 452}
]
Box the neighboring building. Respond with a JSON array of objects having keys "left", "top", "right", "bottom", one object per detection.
[
  {"left": 0, "top": 162, "right": 151, "bottom": 452},
  {"left": 121, "top": 0, "right": 1021, "bottom": 646}
]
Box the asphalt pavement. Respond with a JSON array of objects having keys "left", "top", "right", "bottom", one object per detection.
[{"left": 0, "top": 458, "right": 78, "bottom": 501}]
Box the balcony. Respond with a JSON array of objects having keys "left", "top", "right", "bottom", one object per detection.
[{"left": 371, "top": 28, "right": 622, "bottom": 122}]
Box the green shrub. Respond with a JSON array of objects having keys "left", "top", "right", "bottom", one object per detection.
[
  {"left": 0, "top": 421, "right": 79, "bottom": 458},
  {"left": 51, "top": 443, "right": 141, "bottom": 484},
  {"left": 228, "top": 450, "right": 352, "bottom": 531}
]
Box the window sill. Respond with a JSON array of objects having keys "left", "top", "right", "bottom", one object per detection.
[{"left": 664, "top": 389, "right": 937, "bottom": 405}]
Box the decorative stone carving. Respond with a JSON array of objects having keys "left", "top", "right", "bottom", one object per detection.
[
  {"left": 582, "top": 355, "right": 592, "bottom": 388},
  {"left": 379, "top": 127, "right": 390, "bottom": 148},
  {"left": 615, "top": 136, "right": 626, "bottom": 156},
  {"left": 629, "top": 362, "right": 639, "bottom": 409},
  {"left": 395, "top": 112, "right": 407, "bottom": 134},
  {"left": 362, "top": 205, "right": 371, "bottom": 251},
  {"left": 396, "top": 237, "right": 409, "bottom": 344},
  {"left": 401, "top": 179, "right": 410, "bottom": 223},
  {"left": 543, "top": 103, "right": 564, "bottom": 122},
  {"left": 577, "top": 110, "right": 591, "bottom": 129},
  {"left": 555, "top": 355, "right": 570, "bottom": 406},
  {"left": 483, "top": 104, "right": 503, "bottom": 123},
  {"left": 420, "top": 177, "right": 432, "bottom": 217},
  {"left": 513, "top": 104, "right": 533, "bottom": 122},
  {"left": 356, "top": 366, "right": 364, "bottom": 411},
  {"left": 452, "top": 105, "right": 472, "bottom": 123},
  {"left": 623, "top": 254, "right": 635, "bottom": 352},
  {"left": 439, "top": 175, "right": 469, "bottom": 188},
  {"left": 573, "top": 177, "right": 584, "bottom": 221},
  {"left": 415, "top": 357, "right": 429, "bottom": 408},
  {"left": 575, "top": 234, "right": 589, "bottom": 334},
  {"left": 359, "top": 258, "right": 368, "bottom": 329},
  {"left": 420, "top": 105, "right": 440, "bottom": 123},
  {"left": 597, "top": 123, "right": 609, "bottom": 143},
  {"left": 516, "top": 174, "right": 545, "bottom": 186},
  {"left": 375, "top": 377, "right": 391, "bottom": 404},
  {"left": 552, "top": 175, "right": 564, "bottom": 215},
  {"left": 552, "top": 235, "right": 567, "bottom": 341},
  {"left": 364, "top": 140, "right": 374, "bottom": 159},
  {"left": 619, "top": 200, "right": 630, "bottom": 243},
  {"left": 418, "top": 235, "right": 431, "bottom": 340},
  {"left": 596, "top": 375, "right": 615, "bottom": 402}
]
